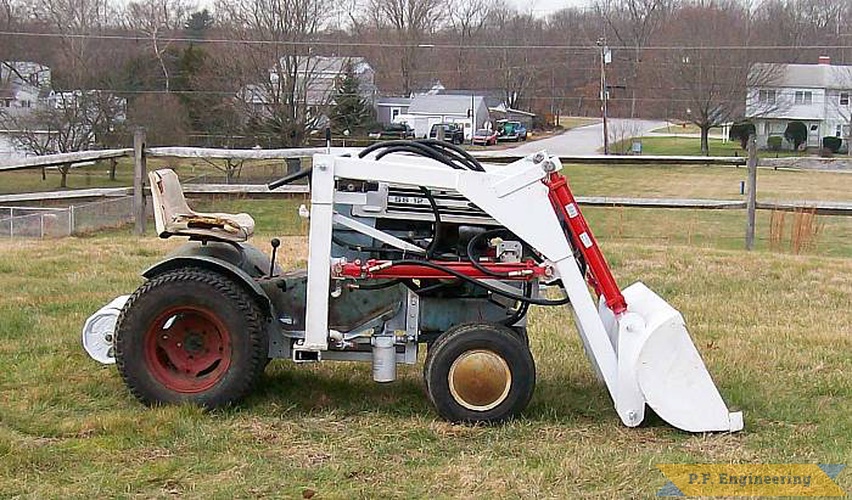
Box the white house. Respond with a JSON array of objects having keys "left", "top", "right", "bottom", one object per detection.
[
  {"left": 241, "top": 56, "right": 377, "bottom": 125},
  {"left": 406, "top": 94, "right": 490, "bottom": 139},
  {"left": 746, "top": 56, "right": 852, "bottom": 149},
  {"left": 0, "top": 62, "right": 51, "bottom": 119}
]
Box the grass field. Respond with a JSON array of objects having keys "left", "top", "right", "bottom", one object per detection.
[
  {"left": 617, "top": 136, "right": 807, "bottom": 158},
  {"left": 1, "top": 155, "right": 850, "bottom": 497},
  {"left": 0, "top": 226, "right": 850, "bottom": 497}
]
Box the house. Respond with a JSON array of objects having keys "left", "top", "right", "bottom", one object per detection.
[
  {"left": 746, "top": 56, "right": 852, "bottom": 149},
  {"left": 405, "top": 94, "right": 490, "bottom": 139},
  {"left": 375, "top": 96, "right": 412, "bottom": 126},
  {"left": 240, "top": 56, "right": 377, "bottom": 127},
  {"left": 0, "top": 62, "right": 51, "bottom": 119}
]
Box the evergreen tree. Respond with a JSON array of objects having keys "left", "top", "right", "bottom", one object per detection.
[{"left": 329, "top": 64, "right": 374, "bottom": 135}]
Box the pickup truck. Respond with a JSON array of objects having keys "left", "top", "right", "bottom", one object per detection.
[
  {"left": 497, "top": 120, "right": 528, "bottom": 142},
  {"left": 429, "top": 123, "right": 465, "bottom": 145}
]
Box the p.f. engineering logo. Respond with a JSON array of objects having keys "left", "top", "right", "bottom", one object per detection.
[{"left": 656, "top": 464, "right": 846, "bottom": 497}]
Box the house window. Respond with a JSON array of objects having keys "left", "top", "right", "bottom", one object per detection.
[
  {"left": 841, "top": 92, "right": 850, "bottom": 106},
  {"left": 794, "top": 91, "right": 812, "bottom": 105},
  {"left": 837, "top": 125, "right": 842, "bottom": 137},
  {"left": 758, "top": 89, "right": 776, "bottom": 104},
  {"left": 391, "top": 107, "right": 400, "bottom": 120},
  {"left": 763, "top": 122, "right": 770, "bottom": 135},
  {"left": 1, "top": 99, "right": 10, "bottom": 108},
  {"left": 810, "top": 124, "right": 818, "bottom": 131},
  {"left": 21, "top": 100, "right": 31, "bottom": 108}
]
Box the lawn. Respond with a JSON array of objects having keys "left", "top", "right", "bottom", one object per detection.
[
  {"left": 616, "top": 136, "right": 807, "bottom": 158},
  {"left": 1, "top": 155, "right": 850, "bottom": 497},
  {"left": 0, "top": 225, "right": 850, "bottom": 498}
]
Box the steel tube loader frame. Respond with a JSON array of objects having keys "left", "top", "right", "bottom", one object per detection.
[{"left": 299, "top": 151, "right": 743, "bottom": 433}]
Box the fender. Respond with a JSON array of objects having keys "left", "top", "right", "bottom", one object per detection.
[{"left": 142, "top": 241, "right": 274, "bottom": 312}]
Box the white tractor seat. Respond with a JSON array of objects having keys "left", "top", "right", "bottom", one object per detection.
[{"left": 148, "top": 169, "right": 255, "bottom": 242}]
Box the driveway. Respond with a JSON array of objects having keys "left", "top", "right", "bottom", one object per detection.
[{"left": 479, "top": 118, "right": 669, "bottom": 156}]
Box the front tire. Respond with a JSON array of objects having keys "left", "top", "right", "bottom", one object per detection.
[
  {"left": 115, "top": 267, "right": 268, "bottom": 408},
  {"left": 424, "top": 323, "right": 535, "bottom": 423}
]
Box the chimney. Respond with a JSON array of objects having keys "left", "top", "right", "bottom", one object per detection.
[{"left": 818, "top": 55, "right": 831, "bottom": 65}]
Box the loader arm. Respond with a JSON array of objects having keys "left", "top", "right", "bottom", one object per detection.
[{"left": 298, "top": 151, "right": 742, "bottom": 432}]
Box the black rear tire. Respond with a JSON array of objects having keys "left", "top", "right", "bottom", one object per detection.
[
  {"left": 115, "top": 267, "right": 268, "bottom": 409},
  {"left": 424, "top": 323, "right": 535, "bottom": 423}
]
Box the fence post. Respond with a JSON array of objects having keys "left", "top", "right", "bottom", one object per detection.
[
  {"left": 745, "top": 134, "right": 758, "bottom": 250},
  {"left": 133, "top": 128, "right": 147, "bottom": 235}
]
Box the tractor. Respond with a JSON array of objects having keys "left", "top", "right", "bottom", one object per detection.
[{"left": 83, "top": 140, "right": 742, "bottom": 431}]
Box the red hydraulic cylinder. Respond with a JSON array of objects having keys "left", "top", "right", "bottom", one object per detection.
[
  {"left": 338, "top": 259, "right": 547, "bottom": 281},
  {"left": 544, "top": 171, "right": 627, "bottom": 315}
]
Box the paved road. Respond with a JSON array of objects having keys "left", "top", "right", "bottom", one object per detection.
[{"left": 481, "top": 118, "right": 669, "bottom": 156}]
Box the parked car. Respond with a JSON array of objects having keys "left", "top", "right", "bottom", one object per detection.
[
  {"left": 380, "top": 123, "right": 415, "bottom": 140},
  {"left": 497, "top": 120, "right": 528, "bottom": 142},
  {"left": 472, "top": 128, "right": 498, "bottom": 146},
  {"left": 429, "top": 123, "right": 465, "bottom": 145}
]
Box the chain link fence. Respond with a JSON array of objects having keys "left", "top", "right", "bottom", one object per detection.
[{"left": 0, "top": 196, "right": 135, "bottom": 238}]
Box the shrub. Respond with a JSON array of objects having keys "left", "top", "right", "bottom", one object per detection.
[
  {"left": 767, "top": 135, "right": 783, "bottom": 151},
  {"left": 729, "top": 121, "right": 755, "bottom": 149},
  {"left": 822, "top": 136, "right": 842, "bottom": 153},
  {"left": 784, "top": 121, "right": 808, "bottom": 150}
]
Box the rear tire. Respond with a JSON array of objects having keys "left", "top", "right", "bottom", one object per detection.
[
  {"left": 424, "top": 323, "right": 535, "bottom": 423},
  {"left": 115, "top": 267, "right": 268, "bottom": 409}
]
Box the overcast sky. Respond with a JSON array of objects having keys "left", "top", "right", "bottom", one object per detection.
[{"left": 510, "top": 0, "right": 593, "bottom": 17}]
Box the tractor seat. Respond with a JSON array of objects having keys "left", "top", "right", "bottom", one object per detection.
[{"left": 148, "top": 168, "right": 255, "bottom": 242}]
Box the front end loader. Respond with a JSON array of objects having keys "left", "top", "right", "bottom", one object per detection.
[{"left": 83, "top": 140, "right": 742, "bottom": 432}]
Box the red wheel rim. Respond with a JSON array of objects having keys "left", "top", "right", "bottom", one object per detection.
[{"left": 143, "top": 305, "right": 232, "bottom": 393}]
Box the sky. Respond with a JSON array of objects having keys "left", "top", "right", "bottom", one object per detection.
[{"left": 510, "top": 0, "right": 593, "bottom": 17}]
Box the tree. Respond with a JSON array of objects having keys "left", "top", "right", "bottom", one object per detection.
[
  {"left": 597, "top": 0, "right": 670, "bottom": 117},
  {"left": 654, "top": 0, "right": 781, "bottom": 155},
  {"left": 0, "top": 91, "right": 126, "bottom": 187},
  {"left": 729, "top": 121, "right": 755, "bottom": 149},
  {"left": 216, "top": 0, "right": 334, "bottom": 147},
  {"left": 329, "top": 64, "right": 375, "bottom": 135},
  {"left": 184, "top": 9, "right": 214, "bottom": 40},
  {"left": 124, "top": 0, "right": 191, "bottom": 92},
  {"left": 363, "top": 0, "right": 445, "bottom": 95},
  {"left": 448, "top": 0, "right": 493, "bottom": 88},
  {"left": 784, "top": 121, "right": 807, "bottom": 150}
]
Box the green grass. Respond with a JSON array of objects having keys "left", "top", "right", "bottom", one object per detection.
[
  {"left": 617, "top": 136, "right": 806, "bottom": 158},
  {"left": 562, "top": 162, "right": 852, "bottom": 202},
  {"left": 0, "top": 229, "right": 850, "bottom": 497}
]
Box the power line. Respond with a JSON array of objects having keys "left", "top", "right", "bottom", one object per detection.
[{"left": 1, "top": 30, "right": 851, "bottom": 51}]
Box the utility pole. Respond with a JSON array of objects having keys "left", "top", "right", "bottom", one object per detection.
[{"left": 597, "top": 37, "right": 610, "bottom": 155}]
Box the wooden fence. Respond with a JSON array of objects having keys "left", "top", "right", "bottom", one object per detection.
[{"left": 1, "top": 132, "right": 849, "bottom": 245}]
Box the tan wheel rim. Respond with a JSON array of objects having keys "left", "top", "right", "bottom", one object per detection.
[{"left": 448, "top": 349, "right": 512, "bottom": 411}]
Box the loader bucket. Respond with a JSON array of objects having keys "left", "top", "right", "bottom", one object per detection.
[{"left": 599, "top": 282, "right": 743, "bottom": 433}]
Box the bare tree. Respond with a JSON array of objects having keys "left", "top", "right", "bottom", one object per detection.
[
  {"left": 0, "top": 91, "right": 125, "bottom": 186},
  {"left": 124, "top": 0, "right": 192, "bottom": 92},
  {"left": 484, "top": 4, "right": 542, "bottom": 109},
  {"left": 31, "top": 0, "right": 113, "bottom": 87},
  {"left": 216, "top": 0, "right": 334, "bottom": 147},
  {"left": 364, "top": 0, "right": 446, "bottom": 94},
  {"left": 597, "top": 0, "right": 670, "bottom": 117},
  {"left": 654, "top": 0, "right": 781, "bottom": 155},
  {"left": 448, "top": 0, "right": 493, "bottom": 87}
]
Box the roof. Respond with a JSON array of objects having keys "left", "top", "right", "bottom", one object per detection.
[
  {"left": 437, "top": 89, "right": 504, "bottom": 108},
  {"left": 288, "top": 56, "right": 373, "bottom": 76},
  {"left": 376, "top": 96, "right": 412, "bottom": 107},
  {"left": 409, "top": 94, "right": 486, "bottom": 115},
  {"left": 752, "top": 62, "right": 852, "bottom": 90},
  {"left": 489, "top": 104, "right": 536, "bottom": 117}
]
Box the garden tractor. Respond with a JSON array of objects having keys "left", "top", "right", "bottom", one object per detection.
[{"left": 82, "top": 140, "right": 743, "bottom": 432}]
